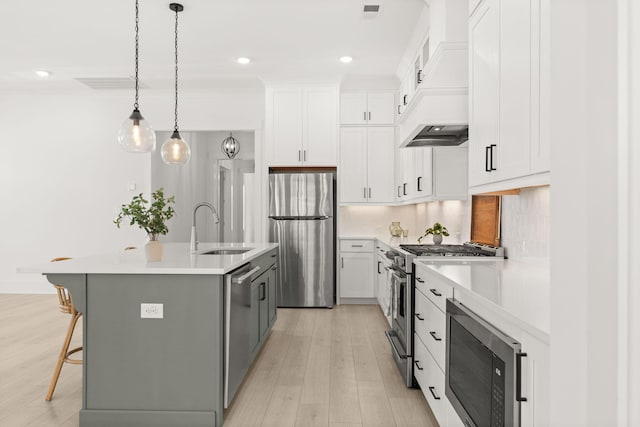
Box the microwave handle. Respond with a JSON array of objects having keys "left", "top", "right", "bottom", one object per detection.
[{"left": 516, "top": 352, "right": 528, "bottom": 402}]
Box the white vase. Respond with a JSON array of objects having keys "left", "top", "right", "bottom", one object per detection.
[
  {"left": 433, "top": 234, "right": 443, "bottom": 245},
  {"left": 145, "top": 240, "right": 163, "bottom": 262}
]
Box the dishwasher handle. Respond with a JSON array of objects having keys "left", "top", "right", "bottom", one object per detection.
[{"left": 232, "top": 266, "right": 261, "bottom": 283}]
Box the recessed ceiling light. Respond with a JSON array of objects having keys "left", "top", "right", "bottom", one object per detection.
[
  {"left": 237, "top": 57, "right": 251, "bottom": 65},
  {"left": 340, "top": 56, "right": 353, "bottom": 63},
  {"left": 434, "top": 127, "right": 442, "bottom": 131},
  {"left": 34, "top": 70, "right": 51, "bottom": 77}
]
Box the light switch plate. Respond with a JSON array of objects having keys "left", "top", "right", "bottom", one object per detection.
[{"left": 140, "top": 303, "right": 163, "bottom": 319}]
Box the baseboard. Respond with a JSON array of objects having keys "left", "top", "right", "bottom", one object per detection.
[{"left": 339, "top": 297, "right": 378, "bottom": 305}]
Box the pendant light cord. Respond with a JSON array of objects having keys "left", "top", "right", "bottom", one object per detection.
[
  {"left": 134, "top": 0, "right": 140, "bottom": 110},
  {"left": 173, "top": 7, "right": 179, "bottom": 132}
]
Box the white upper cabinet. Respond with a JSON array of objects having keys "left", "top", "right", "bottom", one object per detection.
[
  {"left": 340, "top": 92, "right": 396, "bottom": 126},
  {"left": 266, "top": 86, "right": 338, "bottom": 166},
  {"left": 340, "top": 127, "right": 395, "bottom": 204},
  {"left": 468, "top": 0, "right": 549, "bottom": 191}
]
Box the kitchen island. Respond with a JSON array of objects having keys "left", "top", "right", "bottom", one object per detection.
[{"left": 19, "top": 242, "right": 279, "bottom": 427}]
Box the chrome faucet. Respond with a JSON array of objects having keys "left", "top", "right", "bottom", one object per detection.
[{"left": 190, "top": 202, "right": 221, "bottom": 253}]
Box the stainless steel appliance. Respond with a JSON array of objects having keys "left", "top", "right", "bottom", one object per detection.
[
  {"left": 404, "top": 125, "right": 469, "bottom": 147},
  {"left": 268, "top": 172, "right": 335, "bottom": 308},
  {"left": 446, "top": 298, "right": 525, "bottom": 427},
  {"left": 385, "top": 242, "right": 504, "bottom": 388},
  {"left": 224, "top": 262, "right": 261, "bottom": 408}
]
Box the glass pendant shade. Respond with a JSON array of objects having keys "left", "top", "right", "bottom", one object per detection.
[
  {"left": 118, "top": 109, "right": 156, "bottom": 152},
  {"left": 221, "top": 132, "right": 240, "bottom": 159},
  {"left": 161, "top": 130, "right": 191, "bottom": 164}
]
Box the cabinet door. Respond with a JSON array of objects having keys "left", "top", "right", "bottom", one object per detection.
[
  {"left": 519, "top": 333, "right": 550, "bottom": 427},
  {"left": 469, "top": 0, "right": 500, "bottom": 186},
  {"left": 433, "top": 147, "right": 468, "bottom": 199},
  {"left": 339, "top": 128, "right": 368, "bottom": 203},
  {"left": 414, "top": 147, "right": 434, "bottom": 198},
  {"left": 304, "top": 87, "right": 338, "bottom": 165},
  {"left": 400, "top": 148, "right": 415, "bottom": 200},
  {"left": 269, "top": 88, "right": 303, "bottom": 165},
  {"left": 498, "top": 0, "right": 532, "bottom": 180},
  {"left": 340, "top": 93, "right": 368, "bottom": 125},
  {"left": 339, "top": 252, "right": 374, "bottom": 298},
  {"left": 259, "top": 280, "right": 269, "bottom": 339},
  {"left": 250, "top": 280, "right": 261, "bottom": 356},
  {"left": 366, "top": 127, "right": 395, "bottom": 203},
  {"left": 267, "top": 265, "right": 277, "bottom": 325},
  {"left": 366, "top": 92, "right": 396, "bottom": 125}
]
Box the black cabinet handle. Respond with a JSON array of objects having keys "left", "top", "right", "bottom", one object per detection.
[
  {"left": 403, "top": 183, "right": 407, "bottom": 196},
  {"left": 430, "top": 288, "right": 442, "bottom": 297},
  {"left": 489, "top": 144, "right": 497, "bottom": 171},
  {"left": 403, "top": 94, "right": 408, "bottom": 106},
  {"left": 429, "top": 331, "right": 442, "bottom": 341},
  {"left": 428, "top": 386, "right": 441, "bottom": 400},
  {"left": 417, "top": 176, "right": 422, "bottom": 192},
  {"left": 516, "top": 353, "right": 528, "bottom": 402},
  {"left": 417, "top": 69, "right": 423, "bottom": 84},
  {"left": 364, "top": 111, "right": 367, "bottom": 121},
  {"left": 368, "top": 112, "right": 371, "bottom": 120},
  {"left": 341, "top": 257, "right": 344, "bottom": 269},
  {"left": 414, "top": 360, "right": 424, "bottom": 371},
  {"left": 485, "top": 145, "right": 491, "bottom": 172},
  {"left": 378, "top": 261, "right": 382, "bottom": 274},
  {"left": 416, "top": 277, "right": 424, "bottom": 283},
  {"left": 415, "top": 313, "right": 424, "bottom": 321},
  {"left": 397, "top": 186, "right": 402, "bottom": 197},
  {"left": 398, "top": 105, "right": 401, "bottom": 114},
  {"left": 260, "top": 282, "right": 266, "bottom": 301}
]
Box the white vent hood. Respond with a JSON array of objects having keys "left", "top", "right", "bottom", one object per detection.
[{"left": 397, "top": 0, "right": 469, "bottom": 148}]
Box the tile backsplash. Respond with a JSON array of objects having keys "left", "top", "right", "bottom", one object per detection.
[
  {"left": 500, "top": 186, "right": 550, "bottom": 261},
  {"left": 339, "top": 185, "right": 550, "bottom": 262}
]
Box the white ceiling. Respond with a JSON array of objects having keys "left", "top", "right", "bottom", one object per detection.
[{"left": 0, "top": 0, "right": 426, "bottom": 92}]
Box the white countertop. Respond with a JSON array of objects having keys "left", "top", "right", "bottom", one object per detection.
[
  {"left": 415, "top": 258, "right": 550, "bottom": 341},
  {"left": 18, "top": 242, "right": 279, "bottom": 276}
]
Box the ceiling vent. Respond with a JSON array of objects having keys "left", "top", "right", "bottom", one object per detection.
[
  {"left": 363, "top": 4, "right": 380, "bottom": 13},
  {"left": 74, "top": 77, "right": 148, "bottom": 90}
]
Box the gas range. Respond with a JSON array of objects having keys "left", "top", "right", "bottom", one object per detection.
[{"left": 388, "top": 242, "right": 504, "bottom": 274}]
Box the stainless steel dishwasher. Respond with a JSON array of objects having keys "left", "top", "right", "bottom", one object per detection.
[{"left": 224, "top": 263, "right": 261, "bottom": 408}]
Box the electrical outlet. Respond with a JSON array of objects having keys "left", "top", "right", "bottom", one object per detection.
[{"left": 140, "top": 303, "right": 163, "bottom": 319}]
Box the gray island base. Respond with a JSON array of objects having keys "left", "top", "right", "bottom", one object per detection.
[{"left": 23, "top": 243, "right": 280, "bottom": 427}]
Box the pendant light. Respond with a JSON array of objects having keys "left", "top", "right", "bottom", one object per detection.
[
  {"left": 118, "top": 0, "right": 156, "bottom": 153},
  {"left": 161, "top": 3, "right": 191, "bottom": 165},
  {"left": 221, "top": 132, "right": 240, "bottom": 159}
]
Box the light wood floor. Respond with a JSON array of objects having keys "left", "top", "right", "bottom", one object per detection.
[{"left": 0, "top": 295, "right": 437, "bottom": 427}]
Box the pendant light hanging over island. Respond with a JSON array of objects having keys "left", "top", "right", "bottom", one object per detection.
[
  {"left": 118, "top": 0, "right": 156, "bottom": 153},
  {"left": 161, "top": 3, "right": 191, "bottom": 165}
]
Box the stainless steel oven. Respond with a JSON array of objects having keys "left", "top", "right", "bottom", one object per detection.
[
  {"left": 446, "top": 299, "right": 525, "bottom": 427},
  {"left": 384, "top": 249, "right": 415, "bottom": 387}
]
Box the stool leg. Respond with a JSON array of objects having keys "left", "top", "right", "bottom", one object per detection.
[{"left": 45, "top": 311, "right": 81, "bottom": 401}]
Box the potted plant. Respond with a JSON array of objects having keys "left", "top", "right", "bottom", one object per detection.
[
  {"left": 418, "top": 222, "right": 450, "bottom": 245},
  {"left": 114, "top": 188, "right": 176, "bottom": 262}
]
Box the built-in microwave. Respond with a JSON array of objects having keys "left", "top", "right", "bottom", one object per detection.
[{"left": 445, "top": 299, "right": 526, "bottom": 427}]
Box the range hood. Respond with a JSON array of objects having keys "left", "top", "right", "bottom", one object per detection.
[
  {"left": 406, "top": 124, "right": 468, "bottom": 147},
  {"left": 397, "top": 0, "right": 469, "bottom": 148}
]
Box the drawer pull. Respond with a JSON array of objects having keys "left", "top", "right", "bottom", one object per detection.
[
  {"left": 414, "top": 360, "right": 424, "bottom": 371},
  {"left": 430, "top": 288, "right": 442, "bottom": 297},
  {"left": 351, "top": 244, "right": 364, "bottom": 248},
  {"left": 416, "top": 277, "right": 424, "bottom": 283},
  {"left": 429, "top": 331, "right": 442, "bottom": 342},
  {"left": 415, "top": 313, "right": 424, "bottom": 321},
  {"left": 428, "top": 386, "right": 441, "bottom": 400}
]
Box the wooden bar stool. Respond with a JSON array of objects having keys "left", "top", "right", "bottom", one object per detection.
[{"left": 45, "top": 257, "right": 82, "bottom": 401}]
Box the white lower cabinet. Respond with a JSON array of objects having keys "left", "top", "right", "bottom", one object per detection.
[
  {"left": 375, "top": 241, "right": 392, "bottom": 326},
  {"left": 519, "top": 332, "right": 550, "bottom": 427},
  {"left": 339, "top": 239, "right": 374, "bottom": 299}
]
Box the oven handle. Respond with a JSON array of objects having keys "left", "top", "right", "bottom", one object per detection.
[
  {"left": 516, "top": 352, "right": 528, "bottom": 402},
  {"left": 384, "top": 330, "right": 407, "bottom": 360}
]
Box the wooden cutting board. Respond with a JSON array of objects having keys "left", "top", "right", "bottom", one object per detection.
[{"left": 470, "top": 195, "right": 501, "bottom": 246}]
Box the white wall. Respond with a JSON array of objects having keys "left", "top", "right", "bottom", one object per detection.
[
  {"left": 500, "top": 186, "right": 550, "bottom": 261},
  {"left": 550, "top": 0, "right": 619, "bottom": 424},
  {"left": 0, "top": 88, "right": 264, "bottom": 293},
  {"left": 415, "top": 199, "right": 470, "bottom": 244},
  {"left": 339, "top": 205, "right": 419, "bottom": 241}
]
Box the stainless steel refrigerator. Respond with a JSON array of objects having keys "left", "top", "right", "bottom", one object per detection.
[{"left": 268, "top": 172, "right": 335, "bottom": 308}]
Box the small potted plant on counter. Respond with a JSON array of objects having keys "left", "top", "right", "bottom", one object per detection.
[
  {"left": 114, "top": 188, "right": 176, "bottom": 262},
  {"left": 418, "top": 222, "right": 450, "bottom": 245}
]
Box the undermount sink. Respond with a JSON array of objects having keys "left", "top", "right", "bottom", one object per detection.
[{"left": 201, "top": 248, "right": 253, "bottom": 255}]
